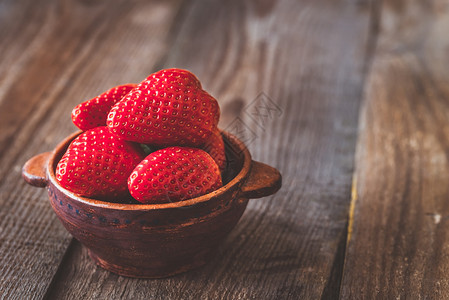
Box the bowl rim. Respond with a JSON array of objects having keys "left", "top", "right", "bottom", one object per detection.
[{"left": 46, "top": 130, "right": 252, "bottom": 210}]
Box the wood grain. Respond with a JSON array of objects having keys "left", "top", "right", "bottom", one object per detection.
[
  {"left": 43, "top": 0, "right": 372, "bottom": 299},
  {"left": 0, "top": 0, "right": 183, "bottom": 298},
  {"left": 341, "top": 0, "right": 449, "bottom": 298}
]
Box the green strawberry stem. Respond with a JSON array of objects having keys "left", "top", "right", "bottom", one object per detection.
[{"left": 139, "top": 143, "right": 155, "bottom": 155}]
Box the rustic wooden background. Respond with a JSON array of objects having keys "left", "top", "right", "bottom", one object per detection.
[{"left": 1, "top": 0, "right": 449, "bottom": 299}]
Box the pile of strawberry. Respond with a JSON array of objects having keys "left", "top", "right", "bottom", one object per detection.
[{"left": 56, "top": 69, "right": 226, "bottom": 204}]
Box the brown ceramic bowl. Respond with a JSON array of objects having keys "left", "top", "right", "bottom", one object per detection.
[{"left": 22, "top": 130, "right": 281, "bottom": 278}]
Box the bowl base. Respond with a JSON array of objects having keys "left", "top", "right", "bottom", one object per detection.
[{"left": 87, "top": 249, "right": 210, "bottom": 278}]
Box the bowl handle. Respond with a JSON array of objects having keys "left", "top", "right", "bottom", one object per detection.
[
  {"left": 22, "top": 152, "right": 51, "bottom": 188},
  {"left": 240, "top": 160, "right": 282, "bottom": 199}
]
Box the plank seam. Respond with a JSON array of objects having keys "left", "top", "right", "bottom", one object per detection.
[
  {"left": 338, "top": 0, "right": 383, "bottom": 298},
  {"left": 347, "top": 175, "right": 358, "bottom": 244}
]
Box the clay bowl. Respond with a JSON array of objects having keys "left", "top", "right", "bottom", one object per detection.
[{"left": 22, "top": 130, "right": 282, "bottom": 278}]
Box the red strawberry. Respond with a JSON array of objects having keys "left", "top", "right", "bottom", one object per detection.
[
  {"left": 128, "top": 147, "right": 222, "bottom": 204},
  {"left": 56, "top": 127, "right": 145, "bottom": 199},
  {"left": 144, "top": 68, "right": 202, "bottom": 88},
  {"left": 202, "top": 129, "right": 226, "bottom": 172},
  {"left": 107, "top": 68, "right": 220, "bottom": 147},
  {"left": 72, "top": 84, "right": 136, "bottom": 131}
]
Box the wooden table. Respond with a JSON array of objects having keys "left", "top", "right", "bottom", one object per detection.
[{"left": 2, "top": 0, "right": 449, "bottom": 298}]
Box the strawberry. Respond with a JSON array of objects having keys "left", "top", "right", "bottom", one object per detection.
[
  {"left": 144, "top": 68, "right": 202, "bottom": 88},
  {"left": 72, "top": 84, "right": 136, "bottom": 131},
  {"left": 107, "top": 69, "right": 220, "bottom": 147},
  {"left": 128, "top": 147, "right": 222, "bottom": 204},
  {"left": 201, "top": 129, "right": 226, "bottom": 172},
  {"left": 56, "top": 127, "right": 145, "bottom": 199}
]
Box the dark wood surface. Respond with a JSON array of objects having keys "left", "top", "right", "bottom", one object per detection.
[
  {"left": 1, "top": 0, "right": 448, "bottom": 299},
  {"left": 340, "top": 0, "right": 449, "bottom": 298}
]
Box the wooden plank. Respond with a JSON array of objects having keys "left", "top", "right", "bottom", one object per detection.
[
  {"left": 44, "top": 0, "right": 373, "bottom": 299},
  {"left": 0, "top": 0, "right": 183, "bottom": 298},
  {"left": 340, "top": 0, "right": 449, "bottom": 298}
]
